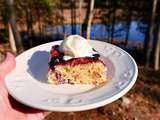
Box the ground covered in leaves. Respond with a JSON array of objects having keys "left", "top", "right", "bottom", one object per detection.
[{"left": 45, "top": 67, "right": 160, "bottom": 120}]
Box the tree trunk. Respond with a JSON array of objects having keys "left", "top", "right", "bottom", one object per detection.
[
  {"left": 110, "top": 13, "right": 115, "bottom": 43},
  {"left": 105, "top": 1, "right": 111, "bottom": 42},
  {"left": 36, "top": 8, "right": 42, "bottom": 39},
  {"left": 6, "top": 0, "right": 24, "bottom": 54},
  {"left": 26, "top": 7, "right": 33, "bottom": 48},
  {"left": 1, "top": 7, "right": 8, "bottom": 35},
  {"left": 70, "top": 0, "right": 76, "bottom": 34},
  {"left": 79, "top": 0, "right": 83, "bottom": 36},
  {"left": 104, "top": 0, "right": 112, "bottom": 43},
  {"left": 125, "top": 21, "right": 130, "bottom": 46},
  {"left": 59, "top": 0, "right": 65, "bottom": 33},
  {"left": 86, "top": 0, "right": 95, "bottom": 40},
  {"left": 145, "top": 0, "right": 158, "bottom": 67},
  {"left": 82, "top": 0, "right": 90, "bottom": 38},
  {"left": 110, "top": 1, "right": 116, "bottom": 43},
  {"left": 153, "top": 24, "right": 160, "bottom": 70},
  {"left": 8, "top": 23, "right": 17, "bottom": 54},
  {"left": 144, "top": 22, "right": 150, "bottom": 60},
  {"left": 125, "top": 12, "right": 132, "bottom": 46}
]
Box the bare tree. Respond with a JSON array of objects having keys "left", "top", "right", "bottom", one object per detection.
[
  {"left": 59, "top": 0, "right": 65, "bottom": 33},
  {"left": 8, "top": 23, "right": 17, "bottom": 54},
  {"left": 154, "top": 25, "right": 160, "bottom": 70},
  {"left": 26, "top": 7, "right": 33, "bottom": 48},
  {"left": 110, "top": 0, "right": 116, "bottom": 43},
  {"left": 17, "top": 0, "right": 33, "bottom": 48},
  {"left": 70, "top": 0, "right": 76, "bottom": 34},
  {"left": 6, "top": 0, "right": 24, "bottom": 54},
  {"left": 0, "top": 0, "right": 8, "bottom": 34},
  {"left": 86, "top": 0, "right": 95, "bottom": 40},
  {"left": 124, "top": 4, "right": 132, "bottom": 46},
  {"left": 145, "top": 0, "right": 158, "bottom": 67},
  {"left": 125, "top": 19, "right": 131, "bottom": 46},
  {"left": 79, "top": 0, "right": 83, "bottom": 35}
]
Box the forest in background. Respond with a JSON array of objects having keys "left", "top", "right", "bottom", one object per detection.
[{"left": 0, "top": 0, "right": 160, "bottom": 70}]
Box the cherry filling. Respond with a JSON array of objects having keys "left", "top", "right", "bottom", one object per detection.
[
  {"left": 49, "top": 45, "right": 64, "bottom": 70},
  {"left": 48, "top": 45, "right": 101, "bottom": 70}
]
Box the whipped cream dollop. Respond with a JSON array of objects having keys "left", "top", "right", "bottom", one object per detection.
[{"left": 60, "top": 35, "right": 95, "bottom": 60}]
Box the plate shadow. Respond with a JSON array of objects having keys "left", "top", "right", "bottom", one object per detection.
[{"left": 27, "top": 51, "right": 50, "bottom": 83}]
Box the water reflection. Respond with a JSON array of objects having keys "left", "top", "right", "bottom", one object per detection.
[{"left": 43, "top": 21, "right": 145, "bottom": 42}]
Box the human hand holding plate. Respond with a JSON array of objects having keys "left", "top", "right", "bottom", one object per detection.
[{"left": 0, "top": 52, "right": 46, "bottom": 120}]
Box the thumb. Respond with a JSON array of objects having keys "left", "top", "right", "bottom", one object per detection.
[{"left": 0, "top": 52, "right": 16, "bottom": 79}]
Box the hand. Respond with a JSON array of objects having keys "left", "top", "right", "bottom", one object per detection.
[{"left": 0, "top": 52, "right": 47, "bottom": 120}]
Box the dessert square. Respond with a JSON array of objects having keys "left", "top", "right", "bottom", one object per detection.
[{"left": 48, "top": 35, "right": 107, "bottom": 85}]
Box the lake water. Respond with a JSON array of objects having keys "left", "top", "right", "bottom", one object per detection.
[{"left": 44, "top": 21, "right": 145, "bottom": 42}]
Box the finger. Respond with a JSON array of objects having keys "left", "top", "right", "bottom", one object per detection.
[
  {"left": 0, "top": 52, "right": 16, "bottom": 78},
  {"left": 8, "top": 95, "right": 48, "bottom": 114},
  {"left": 8, "top": 95, "right": 48, "bottom": 120}
]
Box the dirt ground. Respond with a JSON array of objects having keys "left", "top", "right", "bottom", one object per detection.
[{"left": 44, "top": 67, "right": 160, "bottom": 120}]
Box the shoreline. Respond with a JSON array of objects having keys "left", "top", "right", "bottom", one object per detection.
[{"left": 0, "top": 38, "right": 143, "bottom": 54}]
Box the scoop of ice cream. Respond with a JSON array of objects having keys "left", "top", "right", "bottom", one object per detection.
[{"left": 60, "top": 35, "right": 95, "bottom": 59}]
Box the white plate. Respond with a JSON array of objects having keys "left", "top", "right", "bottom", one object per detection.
[{"left": 5, "top": 40, "right": 138, "bottom": 112}]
